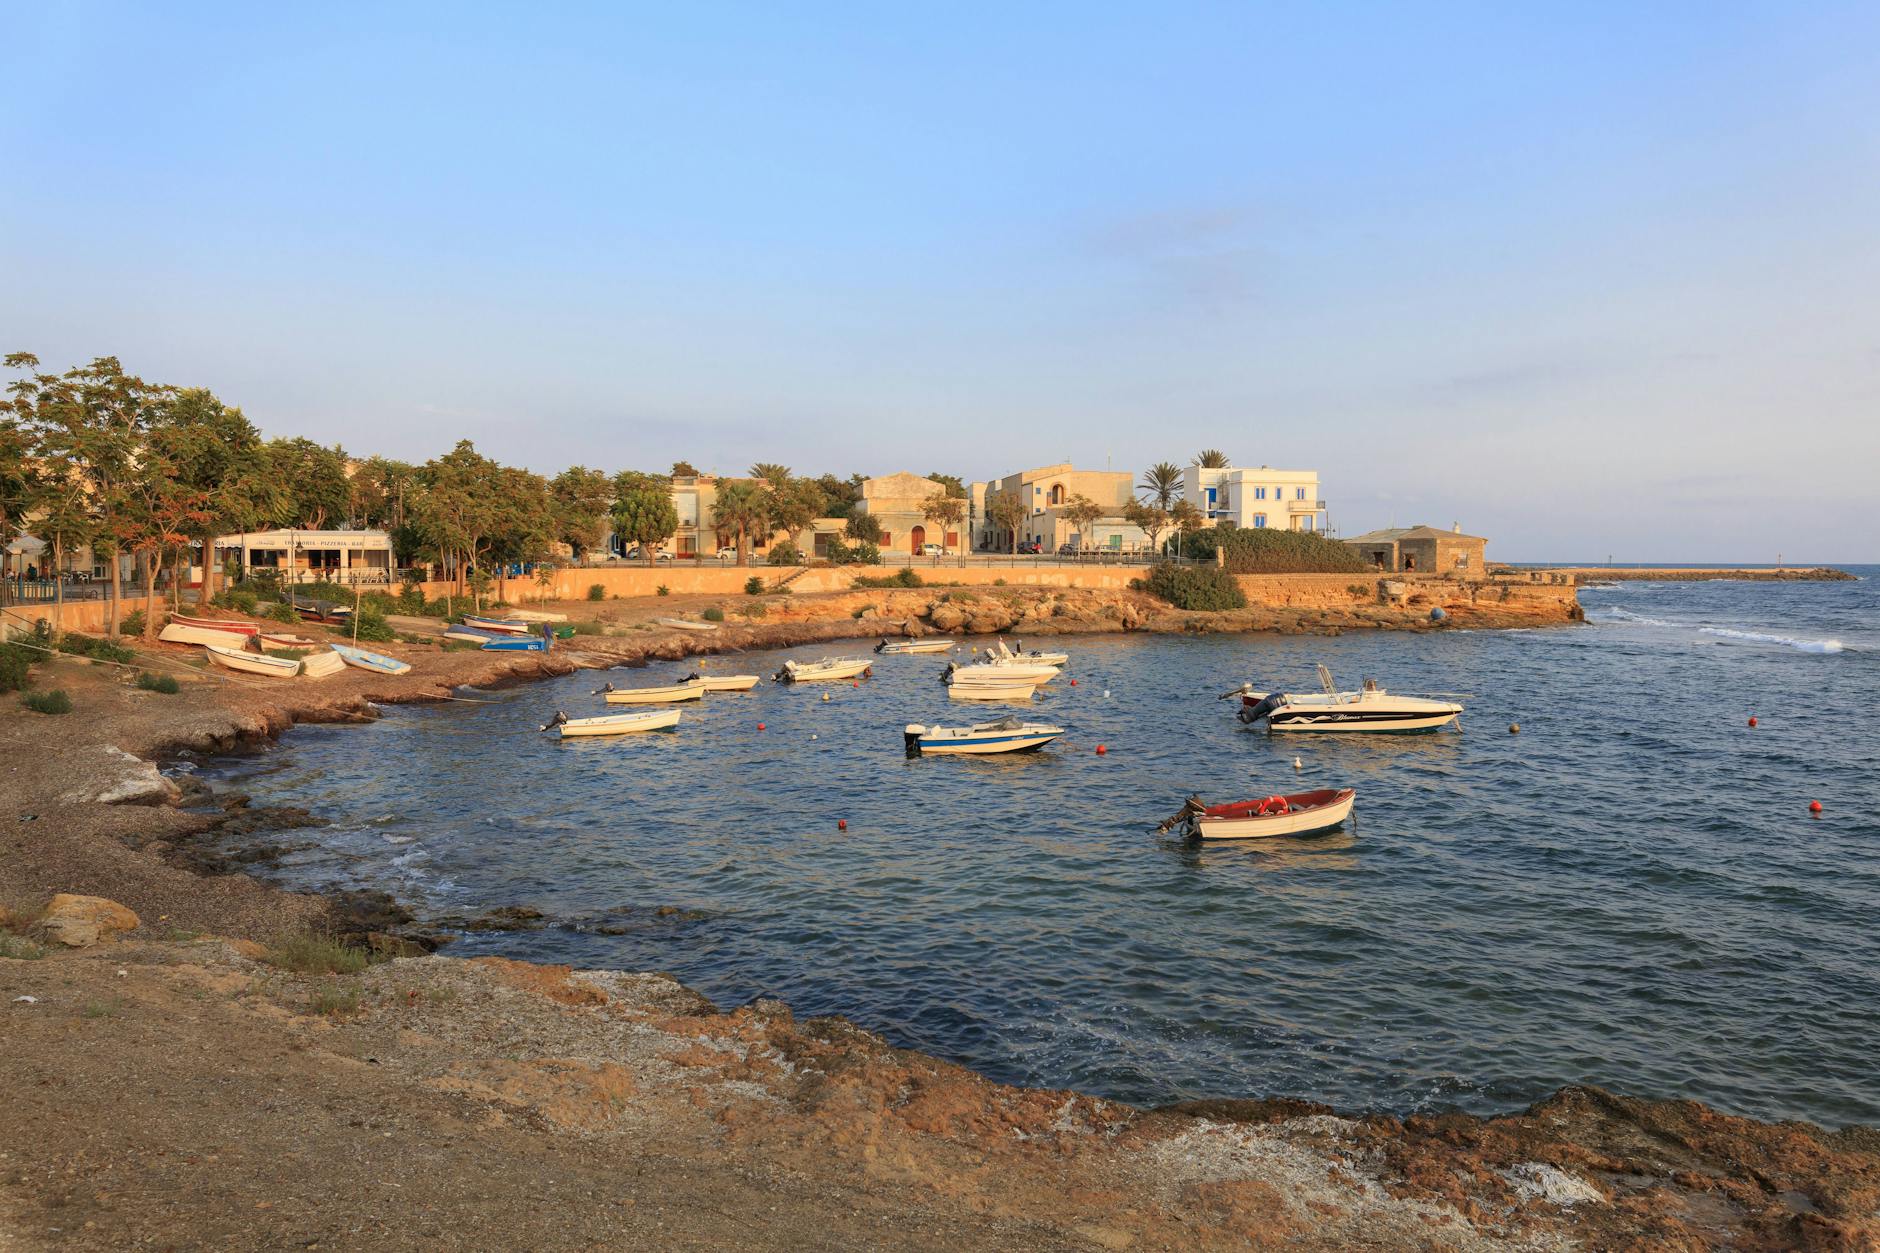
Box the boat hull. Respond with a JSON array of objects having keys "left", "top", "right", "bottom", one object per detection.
[
  {"left": 443, "top": 624, "right": 503, "bottom": 644},
  {"left": 331, "top": 644, "right": 412, "bottom": 675},
  {"left": 160, "top": 622, "right": 252, "bottom": 648},
  {"left": 1191, "top": 789, "right": 1355, "bottom": 840},
  {"left": 480, "top": 636, "right": 549, "bottom": 652},
  {"left": 876, "top": 639, "right": 956, "bottom": 654},
  {"left": 949, "top": 662, "right": 1059, "bottom": 683},
  {"left": 170, "top": 614, "right": 260, "bottom": 638},
  {"left": 602, "top": 682, "right": 705, "bottom": 704},
  {"left": 258, "top": 631, "right": 322, "bottom": 649},
  {"left": 778, "top": 659, "right": 872, "bottom": 682},
  {"left": 203, "top": 642, "right": 300, "bottom": 677},
  {"left": 698, "top": 675, "right": 760, "bottom": 692},
  {"left": 947, "top": 683, "right": 1039, "bottom": 702},
  {"left": 910, "top": 729, "right": 1062, "bottom": 754},
  {"left": 462, "top": 615, "right": 531, "bottom": 635},
  {"left": 558, "top": 708, "right": 682, "bottom": 737},
  {"left": 298, "top": 650, "right": 346, "bottom": 679},
  {"left": 655, "top": 617, "right": 719, "bottom": 632},
  {"left": 1240, "top": 693, "right": 1461, "bottom": 733}
]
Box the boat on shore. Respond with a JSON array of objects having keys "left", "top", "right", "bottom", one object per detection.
[
  {"left": 1160, "top": 788, "right": 1356, "bottom": 840},
  {"left": 1227, "top": 666, "right": 1463, "bottom": 734},
  {"left": 462, "top": 614, "right": 531, "bottom": 635},
  {"left": 160, "top": 621, "right": 254, "bottom": 648},
  {"left": 541, "top": 708, "right": 682, "bottom": 737},
  {"left": 947, "top": 680, "right": 1040, "bottom": 702},
  {"left": 170, "top": 614, "right": 260, "bottom": 638},
  {"left": 505, "top": 609, "right": 569, "bottom": 623},
  {"left": 481, "top": 633, "right": 550, "bottom": 652},
  {"left": 656, "top": 617, "right": 719, "bottom": 633},
  {"left": 686, "top": 672, "right": 760, "bottom": 692},
  {"left": 288, "top": 597, "right": 352, "bottom": 624},
  {"left": 443, "top": 623, "right": 505, "bottom": 644},
  {"left": 258, "top": 630, "right": 323, "bottom": 649},
  {"left": 330, "top": 644, "right": 411, "bottom": 675},
  {"left": 875, "top": 638, "right": 957, "bottom": 655},
  {"left": 774, "top": 657, "right": 872, "bottom": 683},
  {"left": 597, "top": 678, "right": 705, "bottom": 704},
  {"left": 298, "top": 650, "right": 346, "bottom": 679},
  {"left": 904, "top": 717, "right": 1064, "bottom": 755},
  {"left": 203, "top": 642, "right": 301, "bottom": 677}
]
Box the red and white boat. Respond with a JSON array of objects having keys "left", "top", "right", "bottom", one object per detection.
[
  {"left": 169, "top": 613, "right": 260, "bottom": 636},
  {"left": 1165, "top": 788, "right": 1355, "bottom": 840},
  {"left": 160, "top": 619, "right": 257, "bottom": 647}
]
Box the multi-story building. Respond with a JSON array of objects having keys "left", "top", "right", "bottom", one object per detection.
[
  {"left": 973, "top": 462, "right": 1147, "bottom": 552},
  {"left": 1182, "top": 463, "right": 1326, "bottom": 532}
]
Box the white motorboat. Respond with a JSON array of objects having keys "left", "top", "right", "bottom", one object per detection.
[
  {"left": 904, "top": 717, "right": 1064, "bottom": 755},
  {"left": 989, "top": 639, "right": 1069, "bottom": 667},
  {"left": 203, "top": 642, "right": 301, "bottom": 677},
  {"left": 596, "top": 678, "right": 706, "bottom": 704},
  {"left": 298, "top": 650, "right": 346, "bottom": 679},
  {"left": 684, "top": 672, "right": 760, "bottom": 692},
  {"left": 874, "top": 637, "right": 957, "bottom": 655},
  {"left": 541, "top": 708, "right": 682, "bottom": 737},
  {"left": 1160, "top": 789, "right": 1356, "bottom": 840},
  {"left": 1227, "top": 665, "right": 1462, "bottom": 734},
  {"left": 160, "top": 621, "right": 254, "bottom": 648},
  {"left": 773, "top": 657, "right": 873, "bottom": 683},
  {"left": 946, "top": 660, "right": 1059, "bottom": 684},
  {"left": 947, "top": 680, "right": 1040, "bottom": 702}
]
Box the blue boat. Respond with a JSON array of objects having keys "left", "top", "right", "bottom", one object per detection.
[
  {"left": 443, "top": 623, "right": 505, "bottom": 644},
  {"left": 330, "top": 643, "right": 412, "bottom": 675},
  {"left": 480, "top": 624, "right": 554, "bottom": 653}
]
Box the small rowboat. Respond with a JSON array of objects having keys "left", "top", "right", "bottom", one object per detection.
[
  {"left": 160, "top": 621, "right": 253, "bottom": 648},
  {"left": 946, "top": 661, "right": 1059, "bottom": 684},
  {"left": 203, "top": 642, "right": 301, "bottom": 677},
  {"left": 947, "top": 680, "right": 1040, "bottom": 702},
  {"left": 875, "top": 637, "right": 957, "bottom": 654},
  {"left": 596, "top": 678, "right": 705, "bottom": 704},
  {"left": 1161, "top": 788, "right": 1356, "bottom": 841},
  {"left": 443, "top": 623, "right": 504, "bottom": 644},
  {"left": 773, "top": 657, "right": 872, "bottom": 683},
  {"left": 330, "top": 644, "right": 411, "bottom": 675},
  {"left": 505, "top": 610, "right": 568, "bottom": 623},
  {"left": 259, "top": 631, "right": 323, "bottom": 649},
  {"left": 289, "top": 597, "right": 352, "bottom": 624},
  {"left": 482, "top": 634, "right": 550, "bottom": 652},
  {"left": 298, "top": 650, "right": 346, "bottom": 679},
  {"left": 655, "top": 617, "right": 719, "bottom": 632},
  {"left": 462, "top": 614, "right": 531, "bottom": 635},
  {"left": 687, "top": 672, "right": 760, "bottom": 692},
  {"left": 170, "top": 614, "right": 260, "bottom": 638},
  {"left": 541, "top": 708, "right": 682, "bottom": 737},
  {"left": 904, "top": 717, "right": 1064, "bottom": 755}
]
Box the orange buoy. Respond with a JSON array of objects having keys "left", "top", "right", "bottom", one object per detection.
[
  {"left": 757, "top": 722, "right": 766, "bottom": 731},
  {"left": 1809, "top": 801, "right": 1823, "bottom": 814},
  {"left": 1095, "top": 744, "right": 1107, "bottom": 755},
  {"left": 1748, "top": 716, "right": 1758, "bottom": 727},
  {"left": 1069, "top": 679, "right": 1077, "bottom": 686},
  {"left": 838, "top": 819, "right": 848, "bottom": 830}
]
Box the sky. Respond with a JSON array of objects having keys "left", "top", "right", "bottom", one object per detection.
[{"left": 3, "top": 2, "right": 1877, "bottom": 561}]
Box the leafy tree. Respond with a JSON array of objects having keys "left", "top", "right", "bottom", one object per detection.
[
  {"left": 1169, "top": 499, "right": 1205, "bottom": 556},
  {"left": 549, "top": 466, "right": 613, "bottom": 557},
  {"left": 765, "top": 476, "right": 825, "bottom": 550},
  {"left": 349, "top": 456, "right": 419, "bottom": 531},
  {"left": 0, "top": 412, "right": 39, "bottom": 570},
  {"left": 669, "top": 460, "right": 699, "bottom": 477},
  {"left": 412, "top": 441, "right": 504, "bottom": 603},
  {"left": 119, "top": 422, "right": 212, "bottom": 639},
  {"left": 264, "top": 438, "right": 350, "bottom": 529},
  {"left": 1138, "top": 462, "right": 1183, "bottom": 510},
  {"left": 985, "top": 494, "right": 1028, "bottom": 555},
  {"left": 1060, "top": 494, "right": 1105, "bottom": 552},
  {"left": 1123, "top": 500, "right": 1170, "bottom": 556},
  {"left": 712, "top": 479, "right": 770, "bottom": 566},
  {"left": 611, "top": 471, "right": 678, "bottom": 564},
  {"left": 485, "top": 466, "right": 559, "bottom": 601},
  {"left": 924, "top": 472, "right": 967, "bottom": 499},
  {"left": 920, "top": 492, "right": 966, "bottom": 552},
  {"left": 160, "top": 388, "right": 276, "bottom": 608},
  {"left": 1196, "top": 449, "right": 1230, "bottom": 468},
  {"left": 813, "top": 473, "right": 864, "bottom": 519},
  {"left": 843, "top": 510, "right": 882, "bottom": 544}
]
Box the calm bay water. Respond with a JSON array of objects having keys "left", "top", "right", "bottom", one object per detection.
[{"left": 195, "top": 572, "right": 1880, "bottom": 1127}]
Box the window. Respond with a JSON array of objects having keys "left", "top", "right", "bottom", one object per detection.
[
  {"left": 1456, "top": 552, "right": 1470, "bottom": 569},
  {"left": 1295, "top": 487, "right": 1306, "bottom": 500},
  {"left": 1254, "top": 513, "right": 1267, "bottom": 528},
  {"left": 1256, "top": 486, "right": 1267, "bottom": 500},
  {"left": 1206, "top": 487, "right": 1216, "bottom": 504}
]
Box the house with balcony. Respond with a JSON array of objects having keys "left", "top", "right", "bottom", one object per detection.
[
  {"left": 1182, "top": 463, "right": 1326, "bottom": 532},
  {"left": 972, "top": 462, "right": 1147, "bottom": 552}
]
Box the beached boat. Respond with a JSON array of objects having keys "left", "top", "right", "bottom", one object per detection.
[
  {"left": 203, "top": 642, "right": 301, "bottom": 677},
  {"left": 1160, "top": 788, "right": 1356, "bottom": 840},
  {"left": 903, "top": 717, "right": 1064, "bottom": 755},
  {"left": 443, "top": 623, "right": 505, "bottom": 644},
  {"left": 289, "top": 597, "right": 352, "bottom": 624},
  {"left": 656, "top": 617, "right": 719, "bottom": 633},
  {"left": 505, "top": 610, "right": 569, "bottom": 623},
  {"left": 1227, "top": 665, "right": 1462, "bottom": 734},
  {"left": 541, "top": 708, "right": 682, "bottom": 737},
  {"left": 874, "top": 637, "right": 957, "bottom": 655},
  {"left": 330, "top": 643, "right": 411, "bottom": 675},
  {"left": 988, "top": 639, "right": 1069, "bottom": 667},
  {"left": 946, "top": 660, "right": 1059, "bottom": 684},
  {"left": 481, "top": 633, "right": 550, "bottom": 652},
  {"left": 773, "top": 657, "right": 873, "bottom": 683},
  {"left": 596, "top": 678, "right": 706, "bottom": 704},
  {"left": 170, "top": 613, "right": 260, "bottom": 638},
  {"left": 298, "top": 650, "right": 346, "bottom": 679},
  {"left": 462, "top": 614, "right": 531, "bottom": 635},
  {"left": 160, "top": 621, "right": 254, "bottom": 648},
  {"left": 946, "top": 680, "right": 1040, "bottom": 702},
  {"left": 258, "top": 630, "right": 323, "bottom": 649},
  {"left": 686, "top": 672, "right": 760, "bottom": 692}
]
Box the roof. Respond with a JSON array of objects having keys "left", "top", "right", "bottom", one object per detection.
[{"left": 1344, "top": 525, "right": 1487, "bottom": 544}]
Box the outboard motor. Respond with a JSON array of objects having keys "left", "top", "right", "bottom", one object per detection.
[
  {"left": 771, "top": 667, "right": 789, "bottom": 683},
  {"left": 873, "top": 639, "right": 887, "bottom": 653},
  {"left": 538, "top": 711, "right": 568, "bottom": 732},
  {"left": 1239, "top": 693, "right": 1285, "bottom": 725},
  {"left": 903, "top": 724, "right": 925, "bottom": 756}
]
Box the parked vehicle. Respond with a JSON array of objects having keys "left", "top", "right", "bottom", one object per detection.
[
  {"left": 1017, "top": 540, "right": 1043, "bottom": 555},
  {"left": 715, "top": 546, "right": 740, "bottom": 561},
  {"left": 919, "top": 543, "right": 948, "bottom": 557}
]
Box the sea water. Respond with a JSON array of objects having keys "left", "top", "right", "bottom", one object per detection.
[{"left": 197, "top": 570, "right": 1880, "bottom": 1127}]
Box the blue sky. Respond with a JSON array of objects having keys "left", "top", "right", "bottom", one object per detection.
[{"left": 4, "top": 2, "right": 1876, "bottom": 559}]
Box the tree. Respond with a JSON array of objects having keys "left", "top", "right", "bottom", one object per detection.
[
  {"left": 1123, "top": 500, "right": 1170, "bottom": 557},
  {"left": 985, "top": 494, "right": 1028, "bottom": 556},
  {"left": 765, "top": 476, "right": 825, "bottom": 551},
  {"left": 486, "top": 466, "right": 558, "bottom": 601},
  {"left": 0, "top": 411, "right": 41, "bottom": 576},
  {"left": 1138, "top": 462, "right": 1183, "bottom": 510},
  {"left": 160, "top": 388, "right": 276, "bottom": 608},
  {"left": 411, "top": 441, "right": 504, "bottom": 604},
  {"left": 549, "top": 466, "right": 613, "bottom": 557},
  {"left": 349, "top": 456, "right": 418, "bottom": 531},
  {"left": 711, "top": 479, "right": 769, "bottom": 566},
  {"left": 1061, "top": 494, "right": 1105, "bottom": 554},
  {"left": 1170, "top": 499, "right": 1205, "bottom": 556},
  {"left": 920, "top": 492, "right": 966, "bottom": 554},
  {"left": 1196, "top": 449, "right": 1230, "bottom": 468},
  {"left": 814, "top": 473, "right": 864, "bottom": 519},
  {"left": 611, "top": 471, "right": 678, "bottom": 564},
  {"left": 264, "top": 438, "right": 350, "bottom": 529},
  {"left": 670, "top": 460, "right": 699, "bottom": 477},
  {"left": 119, "top": 421, "right": 211, "bottom": 639},
  {"left": 924, "top": 472, "right": 966, "bottom": 499},
  {"left": 749, "top": 462, "right": 791, "bottom": 486},
  {"left": 843, "top": 511, "right": 882, "bottom": 545}
]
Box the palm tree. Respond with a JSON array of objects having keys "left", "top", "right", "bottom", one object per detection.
[
  {"left": 749, "top": 462, "right": 791, "bottom": 487},
  {"left": 1138, "top": 461, "right": 1183, "bottom": 509},
  {"left": 1196, "top": 449, "right": 1230, "bottom": 468},
  {"left": 711, "top": 480, "right": 769, "bottom": 566}
]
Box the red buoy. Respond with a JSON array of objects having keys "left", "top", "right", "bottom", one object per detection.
[
  {"left": 1809, "top": 801, "right": 1823, "bottom": 814},
  {"left": 1095, "top": 744, "right": 1107, "bottom": 755},
  {"left": 756, "top": 722, "right": 766, "bottom": 731},
  {"left": 1748, "top": 716, "right": 1758, "bottom": 727},
  {"left": 838, "top": 819, "right": 848, "bottom": 830},
  {"left": 1069, "top": 679, "right": 1077, "bottom": 686}
]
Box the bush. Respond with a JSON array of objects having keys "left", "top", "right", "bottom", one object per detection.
[
  {"left": 992, "top": 577, "right": 1006, "bottom": 586},
  {"left": 655, "top": 585, "right": 670, "bottom": 597},
  {"left": 567, "top": 620, "right": 603, "bottom": 635},
  {"left": 702, "top": 606, "right": 725, "bottom": 622},
  {"left": 744, "top": 576, "right": 765, "bottom": 596},
  {"left": 852, "top": 568, "right": 923, "bottom": 590},
  {"left": 766, "top": 541, "right": 802, "bottom": 566},
  {"left": 269, "top": 600, "right": 301, "bottom": 623},
  {"left": 226, "top": 588, "right": 259, "bottom": 614},
  {"left": 396, "top": 581, "right": 428, "bottom": 615},
  {"left": 737, "top": 601, "right": 768, "bottom": 619},
  {"left": 1143, "top": 565, "right": 1247, "bottom": 612},
  {"left": 587, "top": 583, "right": 606, "bottom": 601},
  {"left": 1180, "top": 525, "right": 1367, "bottom": 574},
  {"left": 23, "top": 689, "right": 73, "bottom": 715},
  {"left": 136, "top": 671, "right": 181, "bottom": 694},
  {"left": 349, "top": 602, "right": 396, "bottom": 643},
  {"left": 852, "top": 541, "right": 881, "bottom": 565},
  {"left": 121, "top": 609, "right": 146, "bottom": 637},
  {"left": 58, "top": 633, "right": 136, "bottom": 665},
  {"left": 264, "top": 932, "right": 373, "bottom": 975},
  {"left": 0, "top": 643, "right": 31, "bottom": 693}
]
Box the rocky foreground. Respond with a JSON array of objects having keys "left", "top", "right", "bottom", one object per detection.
[{"left": 5, "top": 586, "right": 1877, "bottom": 1249}]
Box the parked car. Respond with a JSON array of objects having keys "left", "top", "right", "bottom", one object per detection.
[
  {"left": 1056, "top": 543, "right": 1081, "bottom": 555},
  {"left": 1017, "top": 540, "right": 1043, "bottom": 555},
  {"left": 625, "top": 546, "right": 673, "bottom": 562},
  {"left": 919, "top": 543, "right": 948, "bottom": 557},
  {"left": 715, "top": 546, "right": 739, "bottom": 562}
]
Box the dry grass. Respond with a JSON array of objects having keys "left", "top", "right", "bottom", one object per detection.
[
  {"left": 308, "top": 985, "right": 363, "bottom": 1017},
  {"left": 0, "top": 933, "right": 47, "bottom": 960},
  {"left": 263, "top": 932, "right": 374, "bottom": 975}
]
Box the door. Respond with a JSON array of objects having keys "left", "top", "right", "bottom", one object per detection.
[{"left": 910, "top": 525, "right": 925, "bottom": 554}]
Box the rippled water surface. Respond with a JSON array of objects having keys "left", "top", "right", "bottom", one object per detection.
[{"left": 197, "top": 572, "right": 1880, "bottom": 1126}]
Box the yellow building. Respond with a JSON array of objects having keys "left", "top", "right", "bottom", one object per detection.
[{"left": 973, "top": 462, "right": 1145, "bottom": 552}]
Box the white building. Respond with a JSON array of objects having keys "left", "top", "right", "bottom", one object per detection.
[
  {"left": 209, "top": 529, "right": 396, "bottom": 585},
  {"left": 1182, "top": 464, "right": 1326, "bottom": 532}
]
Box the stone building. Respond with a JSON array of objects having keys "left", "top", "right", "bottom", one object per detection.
[
  {"left": 1343, "top": 525, "right": 1487, "bottom": 574},
  {"left": 972, "top": 462, "right": 1146, "bottom": 552}
]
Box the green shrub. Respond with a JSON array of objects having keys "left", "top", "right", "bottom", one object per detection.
[
  {"left": 57, "top": 633, "right": 135, "bottom": 665},
  {"left": 309, "top": 985, "right": 363, "bottom": 1017},
  {"left": 656, "top": 585, "right": 670, "bottom": 597},
  {"left": 396, "top": 582, "right": 428, "bottom": 614},
  {"left": 269, "top": 600, "right": 301, "bottom": 624},
  {"left": 737, "top": 601, "right": 768, "bottom": 618},
  {"left": 0, "top": 643, "right": 31, "bottom": 693},
  {"left": 852, "top": 541, "right": 881, "bottom": 565},
  {"left": 23, "top": 689, "right": 73, "bottom": 715},
  {"left": 992, "top": 578, "right": 1006, "bottom": 586},
  {"left": 349, "top": 602, "right": 396, "bottom": 643},
  {"left": 227, "top": 588, "right": 259, "bottom": 614},
  {"left": 121, "top": 609, "right": 146, "bottom": 637},
  {"left": 1347, "top": 584, "right": 1373, "bottom": 598},
  {"left": 587, "top": 583, "right": 606, "bottom": 601},
  {"left": 744, "top": 576, "right": 765, "bottom": 595},
  {"left": 1143, "top": 565, "right": 1247, "bottom": 612},
  {"left": 852, "top": 568, "right": 923, "bottom": 590},
  {"left": 822, "top": 537, "right": 853, "bottom": 565},
  {"left": 263, "top": 932, "right": 374, "bottom": 975},
  {"left": 766, "top": 541, "right": 802, "bottom": 566},
  {"left": 701, "top": 606, "right": 725, "bottom": 622},
  {"left": 567, "top": 620, "right": 602, "bottom": 635},
  {"left": 1180, "top": 525, "right": 1367, "bottom": 574},
  {"left": 136, "top": 671, "right": 181, "bottom": 694},
  {"left": 0, "top": 933, "right": 46, "bottom": 960}
]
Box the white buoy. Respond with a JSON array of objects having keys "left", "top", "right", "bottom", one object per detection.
[
  {"left": 810, "top": 734, "right": 818, "bottom": 741},
  {"left": 1103, "top": 689, "right": 1111, "bottom": 698},
  {"left": 821, "top": 692, "right": 830, "bottom": 702},
  {"left": 1293, "top": 756, "right": 1302, "bottom": 770}
]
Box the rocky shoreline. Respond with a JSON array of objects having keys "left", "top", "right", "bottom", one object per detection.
[{"left": 5, "top": 587, "right": 1877, "bottom": 1248}]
